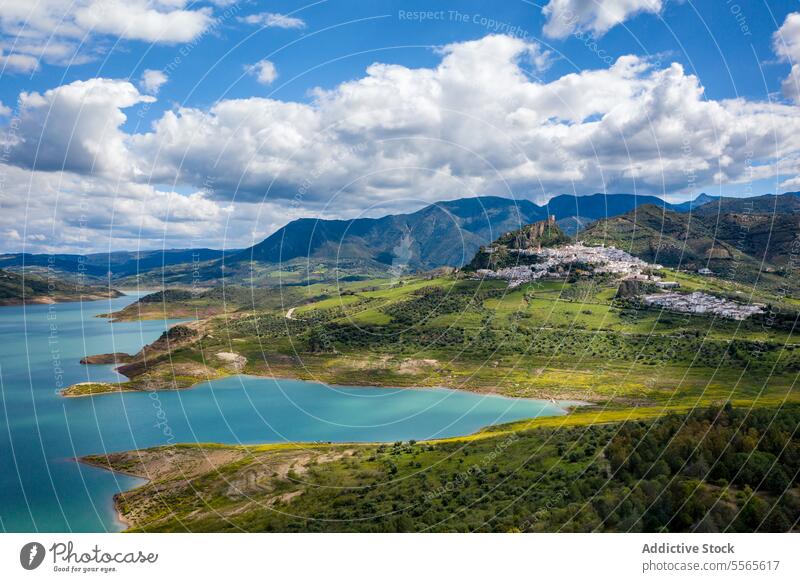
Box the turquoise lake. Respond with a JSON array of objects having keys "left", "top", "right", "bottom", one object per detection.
[{"left": 0, "top": 293, "right": 572, "bottom": 532}]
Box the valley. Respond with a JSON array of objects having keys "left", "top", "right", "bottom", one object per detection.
[
  {"left": 51, "top": 193, "right": 800, "bottom": 532},
  {"left": 69, "top": 209, "right": 800, "bottom": 406},
  {"left": 4, "top": 0, "right": 800, "bottom": 553}
]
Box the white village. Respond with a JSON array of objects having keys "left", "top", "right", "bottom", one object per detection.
[{"left": 473, "top": 241, "right": 765, "bottom": 320}]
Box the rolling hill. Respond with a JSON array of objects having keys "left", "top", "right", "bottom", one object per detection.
[
  {"left": 578, "top": 192, "right": 800, "bottom": 276},
  {"left": 579, "top": 204, "right": 793, "bottom": 289},
  {"left": 0, "top": 269, "right": 122, "bottom": 305},
  {"left": 230, "top": 193, "right": 702, "bottom": 272},
  {"left": 0, "top": 192, "right": 741, "bottom": 285},
  {"left": 691, "top": 192, "right": 800, "bottom": 267},
  {"left": 0, "top": 248, "right": 229, "bottom": 284}
]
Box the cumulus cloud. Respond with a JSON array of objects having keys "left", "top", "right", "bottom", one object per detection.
[
  {"left": 774, "top": 12, "right": 800, "bottom": 103},
  {"left": 241, "top": 12, "right": 306, "bottom": 29},
  {"left": 247, "top": 59, "right": 278, "bottom": 85},
  {"left": 140, "top": 69, "right": 168, "bottom": 94},
  {"left": 6, "top": 78, "right": 153, "bottom": 174},
  {"left": 121, "top": 35, "right": 800, "bottom": 206},
  {"left": 1, "top": 50, "right": 40, "bottom": 72},
  {"left": 3, "top": 33, "right": 800, "bottom": 250},
  {"left": 73, "top": 0, "right": 212, "bottom": 43},
  {"left": 780, "top": 64, "right": 800, "bottom": 103},
  {"left": 0, "top": 0, "right": 215, "bottom": 71},
  {"left": 0, "top": 162, "right": 238, "bottom": 253},
  {"left": 773, "top": 12, "right": 800, "bottom": 61},
  {"left": 542, "top": 0, "right": 663, "bottom": 38}
]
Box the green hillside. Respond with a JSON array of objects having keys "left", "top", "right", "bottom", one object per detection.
[
  {"left": 694, "top": 209, "right": 800, "bottom": 268},
  {"left": 72, "top": 224, "right": 800, "bottom": 533},
  {"left": 466, "top": 217, "right": 570, "bottom": 271},
  {"left": 71, "top": 259, "right": 800, "bottom": 406},
  {"left": 85, "top": 405, "right": 800, "bottom": 532},
  {"left": 0, "top": 269, "right": 122, "bottom": 305},
  {"left": 579, "top": 205, "right": 793, "bottom": 290}
]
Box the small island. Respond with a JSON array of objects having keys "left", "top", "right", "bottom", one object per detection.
[{"left": 61, "top": 382, "right": 138, "bottom": 398}]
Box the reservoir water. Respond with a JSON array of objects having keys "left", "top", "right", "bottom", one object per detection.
[{"left": 0, "top": 293, "right": 572, "bottom": 532}]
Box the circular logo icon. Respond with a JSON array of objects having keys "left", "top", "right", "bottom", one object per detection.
[{"left": 20, "top": 542, "right": 46, "bottom": 570}]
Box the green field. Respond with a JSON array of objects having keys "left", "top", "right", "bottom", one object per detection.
[
  {"left": 73, "top": 238, "right": 800, "bottom": 534},
  {"left": 84, "top": 268, "right": 800, "bottom": 414},
  {"left": 84, "top": 405, "right": 800, "bottom": 532}
]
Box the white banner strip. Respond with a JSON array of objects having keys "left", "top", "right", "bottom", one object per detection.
[{"left": 0, "top": 533, "right": 798, "bottom": 581}]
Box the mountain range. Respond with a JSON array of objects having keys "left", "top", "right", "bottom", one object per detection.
[
  {"left": 0, "top": 248, "right": 227, "bottom": 283},
  {"left": 229, "top": 192, "right": 713, "bottom": 273},
  {"left": 580, "top": 195, "right": 800, "bottom": 289},
  {"left": 5, "top": 191, "right": 800, "bottom": 285}
]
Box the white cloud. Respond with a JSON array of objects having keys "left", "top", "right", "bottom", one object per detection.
[
  {"left": 774, "top": 12, "right": 800, "bottom": 103},
  {"left": 122, "top": 35, "right": 800, "bottom": 206},
  {"left": 0, "top": 100, "right": 11, "bottom": 117},
  {"left": 7, "top": 78, "right": 154, "bottom": 174},
  {"left": 140, "top": 69, "right": 168, "bottom": 94},
  {"left": 781, "top": 64, "right": 800, "bottom": 103},
  {"left": 3, "top": 34, "right": 800, "bottom": 251},
  {"left": 542, "top": 0, "right": 662, "bottom": 38},
  {"left": 0, "top": 0, "right": 215, "bottom": 71},
  {"left": 1, "top": 50, "right": 40, "bottom": 72},
  {"left": 241, "top": 12, "right": 306, "bottom": 29},
  {"left": 4, "top": 229, "right": 22, "bottom": 241},
  {"left": 0, "top": 161, "right": 238, "bottom": 253},
  {"left": 73, "top": 0, "right": 212, "bottom": 43},
  {"left": 773, "top": 12, "right": 800, "bottom": 62},
  {"left": 248, "top": 59, "right": 277, "bottom": 85}
]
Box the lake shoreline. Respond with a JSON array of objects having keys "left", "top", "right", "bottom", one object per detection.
[
  {"left": 63, "top": 366, "right": 598, "bottom": 407},
  {"left": 0, "top": 290, "right": 125, "bottom": 307},
  {"left": 0, "top": 290, "right": 188, "bottom": 532},
  {"left": 76, "top": 392, "right": 590, "bottom": 533},
  {"left": 77, "top": 457, "right": 144, "bottom": 530},
  {"left": 55, "top": 292, "right": 598, "bottom": 531}
]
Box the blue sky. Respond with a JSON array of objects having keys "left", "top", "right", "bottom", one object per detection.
[
  {"left": 4, "top": 2, "right": 795, "bottom": 107},
  {"left": 1, "top": 0, "right": 800, "bottom": 252}
]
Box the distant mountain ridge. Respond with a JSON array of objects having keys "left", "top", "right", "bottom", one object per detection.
[
  {"left": 0, "top": 269, "right": 122, "bottom": 305},
  {"left": 693, "top": 192, "right": 800, "bottom": 216},
  {"left": 231, "top": 192, "right": 710, "bottom": 271},
  {"left": 0, "top": 248, "right": 229, "bottom": 282},
  {"left": 232, "top": 196, "right": 544, "bottom": 271},
  {"left": 668, "top": 193, "right": 721, "bottom": 212},
  {"left": 5, "top": 191, "right": 796, "bottom": 282}
]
